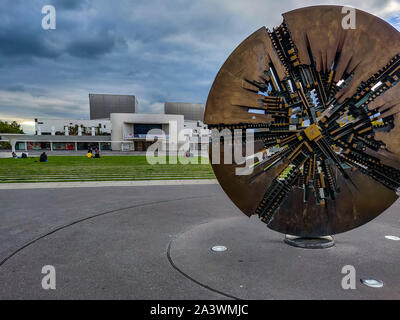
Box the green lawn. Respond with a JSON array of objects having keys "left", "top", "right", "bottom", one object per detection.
[{"left": 0, "top": 156, "right": 215, "bottom": 183}]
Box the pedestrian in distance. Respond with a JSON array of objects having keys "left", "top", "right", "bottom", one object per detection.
[{"left": 39, "top": 152, "right": 48, "bottom": 162}]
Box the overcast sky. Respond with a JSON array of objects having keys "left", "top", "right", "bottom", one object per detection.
[{"left": 1, "top": 0, "right": 400, "bottom": 133}]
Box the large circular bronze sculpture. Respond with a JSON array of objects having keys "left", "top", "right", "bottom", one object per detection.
[{"left": 204, "top": 5, "right": 400, "bottom": 237}]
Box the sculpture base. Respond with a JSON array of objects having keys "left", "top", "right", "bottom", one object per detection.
[{"left": 284, "top": 235, "right": 334, "bottom": 249}]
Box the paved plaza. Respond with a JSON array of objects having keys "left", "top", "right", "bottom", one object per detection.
[{"left": 0, "top": 183, "right": 399, "bottom": 299}]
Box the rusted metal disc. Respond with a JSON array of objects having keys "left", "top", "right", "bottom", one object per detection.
[{"left": 205, "top": 5, "right": 400, "bottom": 237}]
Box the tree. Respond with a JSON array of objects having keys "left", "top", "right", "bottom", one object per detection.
[
  {"left": 0, "top": 120, "right": 24, "bottom": 134},
  {"left": 69, "top": 124, "right": 79, "bottom": 136},
  {"left": 0, "top": 120, "right": 24, "bottom": 149}
]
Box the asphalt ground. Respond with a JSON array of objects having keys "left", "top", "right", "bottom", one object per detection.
[{"left": 0, "top": 183, "right": 399, "bottom": 299}]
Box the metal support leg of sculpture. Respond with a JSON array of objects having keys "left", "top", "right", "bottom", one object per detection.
[{"left": 284, "top": 235, "right": 334, "bottom": 249}]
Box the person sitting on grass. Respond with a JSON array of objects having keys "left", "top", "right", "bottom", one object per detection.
[
  {"left": 21, "top": 152, "right": 27, "bottom": 158},
  {"left": 94, "top": 148, "right": 100, "bottom": 158},
  {"left": 11, "top": 151, "right": 19, "bottom": 159},
  {"left": 39, "top": 152, "right": 48, "bottom": 162},
  {"left": 86, "top": 151, "right": 92, "bottom": 158}
]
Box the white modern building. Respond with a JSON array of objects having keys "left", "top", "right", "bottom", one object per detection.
[
  {"left": 0, "top": 133, "right": 112, "bottom": 152},
  {"left": 110, "top": 113, "right": 186, "bottom": 152},
  {"left": 35, "top": 118, "right": 111, "bottom": 136},
  {"left": 0, "top": 97, "right": 210, "bottom": 153}
]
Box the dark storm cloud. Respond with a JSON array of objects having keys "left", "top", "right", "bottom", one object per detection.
[
  {"left": 2, "top": 84, "right": 48, "bottom": 97},
  {"left": 0, "top": 0, "right": 399, "bottom": 121},
  {"left": 50, "top": 0, "right": 91, "bottom": 10},
  {"left": 0, "top": 28, "right": 61, "bottom": 58},
  {"left": 65, "top": 32, "right": 127, "bottom": 59}
]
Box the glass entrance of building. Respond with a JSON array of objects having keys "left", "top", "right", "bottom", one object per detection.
[{"left": 134, "top": 141, "right": 153, "bottom": 151}]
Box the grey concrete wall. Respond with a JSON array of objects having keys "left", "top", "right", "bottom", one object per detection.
[
  {"left": 89, "top": 94, "right": 137, "bottom": 120},
  {"left": 165, "top": 102, "right": 205, "bottom": 121}
]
